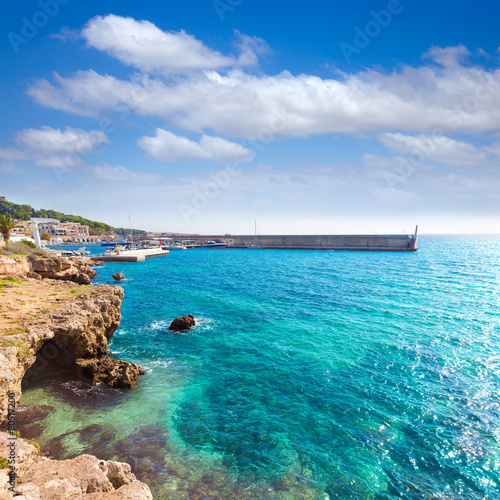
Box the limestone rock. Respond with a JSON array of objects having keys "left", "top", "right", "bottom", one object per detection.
[
  {"left": 30, "top": 256, "right": 97, "bottom": 285},
  {"left": 27, "top": 271, "right": 42, "bottom": 280},
  {"left": 0, "top": 433, "right": 152, "bottom": 499},
  {"left": 169, "top": 314, "right": 196, "bottom": 332},
  {"left": 75, "top": 358, "right": 146, "bottom": 389},
  {"left": 112, "top": 273, "right": 125, "bottom": 281},
  {"left": 0, "top": 256, "right": 30, "bottom": 277},
  {"left": 0, "top": 285, "right": 124, "bottom": 424}
]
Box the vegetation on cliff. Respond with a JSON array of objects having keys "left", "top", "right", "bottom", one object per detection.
[
  {"left": 0, "top": 200, "right": 147, "bottom": 237},
  {"left": 0, "top": 241, "right": 46, "bottom": 257}
]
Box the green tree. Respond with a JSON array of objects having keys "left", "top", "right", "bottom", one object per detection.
[
  {"left": 0, "top": 214, "right": 18, "bottom": 243},
  {"left": 40, "top": 232, "right": 51, "bottom": 241}
]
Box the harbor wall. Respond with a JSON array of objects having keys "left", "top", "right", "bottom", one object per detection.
[{"left": 183, "top": 234, "right": 419, "bottom": 251}]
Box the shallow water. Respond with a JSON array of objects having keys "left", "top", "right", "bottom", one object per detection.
[{"left": 21, "top": 236, "right": 500, "bottom": 499}]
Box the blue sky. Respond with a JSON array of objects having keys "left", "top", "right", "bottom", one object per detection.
[{"left": 1, "top": 0, "right": 500, "bottom": 234}]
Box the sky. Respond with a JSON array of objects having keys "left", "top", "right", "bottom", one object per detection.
[{"left": 1, "top": 0, "right": 500, "bottom": 235}]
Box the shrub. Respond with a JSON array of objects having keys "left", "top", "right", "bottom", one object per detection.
[
  {"left": 26, "top": 438, "right": 40, "bottom": 452},
  {"left": 0, "top": 242, "right": 33, "bottom": 255},
  {"left": 0, "top": 457, "right": 8, "bottom": 469},
  {"left": 0, "top": 242, "right": 46, "bottom": 257},
  {"left": 21, "top": 239, "right": 37, "bottom": 249},
  {"left": 30, "top": 248, "right": 47, "bottom": 258}
]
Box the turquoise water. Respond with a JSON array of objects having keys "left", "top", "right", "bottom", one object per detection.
[{"left": 21, "top": 236, "right": 500, "bottom": 499}]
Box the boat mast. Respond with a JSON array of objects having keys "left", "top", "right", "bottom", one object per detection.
[
  {"left": 254, "top": 220, "right": 257, "bottom": 246},
  {"left": 129, "top": 215, "right": 134, "bottom": 247}
]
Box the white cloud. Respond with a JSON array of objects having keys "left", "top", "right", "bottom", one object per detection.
[
  {"left": 1, "top": 126, "right": 109, "bottom": 171},
  {"left": 379, "top": 132, "right": 488, "bottom": 166},
  {"left": 234, "top": 30, "right": 270, "bottom": 66},
  {"left": 423, "top": 45, "right": 471, "bottom": 67},
  {"left": 27, "top": 45, "right": 500, "bottom": 138},
  {"left": 82, "top": 14, "right": 240, "bottom": 74},
  {"left": 137, "top": 129, "right": 254, "bottom": 163},
  {"left": 92, "top": 164, "right": 163, "bottom": 183}
]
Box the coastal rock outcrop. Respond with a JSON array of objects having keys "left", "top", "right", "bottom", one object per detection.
[
  {"left": 0, "top": 283, "right": 128, "bottom": 424},
  {"left": 0, "top": 257, "right": 151, "bottom": 499},
  {"left": 30, "top": 256, "right": 97, "bottom": 285},
  {"left": 112, "top": 272, "right": 125, "bottom": 281},
  {"left": 0, "top": 255, "right": 98, "bottom": 285},
  {"left": 0, "top": 256, "right": 31, "bottom": 277},
  {"left": 0, "top": 432, "right": 152, "bottom": 499},
  {"left": 75, "top": 358, "right": 145, "bottom": 389},
  {"left": 169, "top": 314, "right": 196, "bottom": 332}
]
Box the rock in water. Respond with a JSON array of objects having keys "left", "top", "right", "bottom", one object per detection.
[
  {"left": 112, "top": 272, "right": 125, "bottom": 281},
  {"left": 75, "top": 357, "right": 146, "bottom": 389},
  {"left": 169, "top": 314, "right": 196, "bottom": 332}
]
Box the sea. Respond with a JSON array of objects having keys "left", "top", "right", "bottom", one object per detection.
[{"left": 19, "top": 236, "right": 500, "bottom": 499}]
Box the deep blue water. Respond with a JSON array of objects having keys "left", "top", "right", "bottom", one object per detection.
[{"left": 22, "top": 236, "right": 500, "bottom": 499}]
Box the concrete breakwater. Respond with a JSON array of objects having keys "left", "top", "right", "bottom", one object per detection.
[{"left": 186, "top": 234, "right": 418, "bottom": 251}]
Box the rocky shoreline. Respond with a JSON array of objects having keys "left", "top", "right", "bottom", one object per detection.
[{"left": 0, "top": 255, "right": 152, "bottom": 499}]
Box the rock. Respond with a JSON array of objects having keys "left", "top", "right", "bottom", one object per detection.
[
  {"left": 1, "top": 285, "right": 124, "bottom": 424},
  {"left": 0, "top": 256, "right": 30, "bottom": 277},
  {"left": 85, "top": 480, "right": 153, "bottom": 499},
  {"left": 75, "top": 358, "right": 145, "bottom": 389},
  {"left": 0, "top": 431, "right": 152, "bottom": 500},
  {"left": 169, "top": 314, "right": 196, "bottom": 332},
  {"left": 27, "top": 271, "right": 42, "bottom": 280},
  {"left": 30, "top": 256, "right": 97, "bottom": 285},
  {"left": 112, "top": 273, "right": 125, "bottom": 281}
]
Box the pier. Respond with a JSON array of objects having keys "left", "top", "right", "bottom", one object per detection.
[
  {"left": 175, "top": 234, "right": 419, "bottom": 251},
  {"left": 91, "top": 248, "right": 170, "bottom": 262}
]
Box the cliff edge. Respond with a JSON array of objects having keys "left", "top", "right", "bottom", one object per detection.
[{"left": 0, "top": 256, "right": 151, "bottom": 499}]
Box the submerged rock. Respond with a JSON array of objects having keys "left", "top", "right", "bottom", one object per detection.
[
  {"left": 112, "top": 272, "right": 125, "bottom": 281},
  {"left": 15, "top": 404, "right": 54, "bottom": 440},
  {"left": 169, "top": 314, "right": 196, "bottom": 332},
  {"left": 114, "top": 425, "right": 169, "bottom": 486},
  {"left": 76, "top": 357, "right": 146, "bottom": 389}
]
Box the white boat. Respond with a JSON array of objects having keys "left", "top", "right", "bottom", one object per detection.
[
  {"left": 247, "top": 221, "right": 262, "bottom": 249},
  {"left": 61, "top": 247, "right": 91, "bottom": 257},
  {"left": 162, "top": 244, "right": 187, "bottom": 251},
  {"left": 77, "top": 247, "right": 91, "bottom": 256},
  {"left": 203, "top": 240, "right": 227, "bottom": 248}
]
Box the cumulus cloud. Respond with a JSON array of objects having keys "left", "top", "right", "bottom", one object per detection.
[
  {"left": 27, "top": 44, "right": 500, "bottom": 138},
  {"left": 82, "top": 14, "right": 250, "bottom": 74},
  {"left": 0, "top": 126, "right": 109, "bottom": 171},
  {"left": 379, "top": 132, "right": 488, "bottom": 166},
  {"left": 137, "top": 129, "right": 254, "bottom": 163}
]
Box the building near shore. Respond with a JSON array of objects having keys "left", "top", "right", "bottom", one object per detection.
[{"left": 32, "top": 219, "right": 90, "bottom": 240}]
